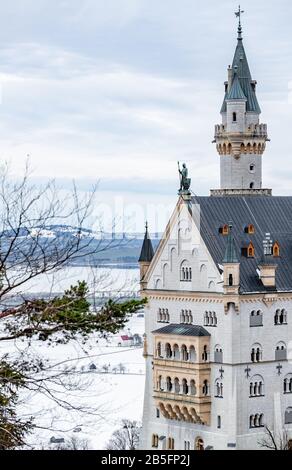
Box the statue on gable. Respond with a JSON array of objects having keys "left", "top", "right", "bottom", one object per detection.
[{"left": 178, "top": 162, "right": 191, "bottom": 195}]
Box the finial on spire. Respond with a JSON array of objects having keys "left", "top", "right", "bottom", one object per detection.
[
  {"left": 235, "top": 5, "right": 244, "bottom": 40},
  {"left": 145, "top": 221, "right": 148, "bottom": 232}
]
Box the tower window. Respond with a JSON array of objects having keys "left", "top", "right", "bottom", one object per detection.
[
  {"left": 217, "top": 416, "right": 221, "bottom": 429},
  {"left": 250, "top": 182, "right": 255, "bottom": 189},
  {"left": 233, "top": 112, "right": 237, "bottom": 122},
  {"left": 250, "top": 164, "right": 255, "bottom": 173},
  {"left": 229, "top": 274, "right": 233, "bottom": 286}
]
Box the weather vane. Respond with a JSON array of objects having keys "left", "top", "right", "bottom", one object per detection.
[
  {"left": 235, "top": 5, "right": 244, "bottom": 22},
  {"left": 235, "top": 5, "right": 244, "bottom": 38}
]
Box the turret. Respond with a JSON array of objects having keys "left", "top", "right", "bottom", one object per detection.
[
  {"left": 212, "top": 12, "right": 270, "bottom": 194},
  {"left": 139, "top": 222, "right": 154, "bottom": 291}
]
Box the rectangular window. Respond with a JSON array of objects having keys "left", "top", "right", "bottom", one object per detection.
[
  {"left": 217, "top": 415, "right": 221, "bottom": 429},
  {"left": 156, "top": 408, "right": 160, "bottom": 418}
]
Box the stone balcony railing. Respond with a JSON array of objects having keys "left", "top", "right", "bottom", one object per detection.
[
  {"left": 153, "top": 390, "right": 211, "bottom": 405},
  {"left": 153, "top": 357, "right": 210, "bottom": 371},
  {"left": 214, "top": 123, "right": 268, "bottom": 140}
]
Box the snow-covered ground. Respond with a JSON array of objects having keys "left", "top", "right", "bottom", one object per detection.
[{"left": 1, "top": 267, "right": 145, "bottom": 450}]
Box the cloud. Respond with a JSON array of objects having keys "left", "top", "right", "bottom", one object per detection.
[{"left": 0, "top": 0, "right": 291, "bottom": 229}]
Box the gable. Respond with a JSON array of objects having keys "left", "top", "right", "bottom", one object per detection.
[{"left": 145, "top": 198, "right": 222, "bottom": 293}]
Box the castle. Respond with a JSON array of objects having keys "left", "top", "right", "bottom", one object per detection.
[{"left": 139, "top": 11, "right": 292, "bottom": 451}]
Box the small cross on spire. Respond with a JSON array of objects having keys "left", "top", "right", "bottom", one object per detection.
[{"left": 235, "top": 5, "right": 245, "bottom": 39}]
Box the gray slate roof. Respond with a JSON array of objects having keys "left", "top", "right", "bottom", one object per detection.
[
  {"left": 191, "top": 196, "right": 292, "bottom": 293},
  {"left": 139, "top": 226, "right": 154, "bottom": 262},
  {"left": 226, "top": 74, "right": 246, "bottom": 101},
  {"left": 152, "top": 324, "right": 211, "bottom": 337},
  {"left": 221, "top": 38, "right": 261, "bottom": 114}
]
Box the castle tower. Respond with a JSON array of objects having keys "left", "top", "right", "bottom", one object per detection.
[{"left": 213, "top": 14, "right": 270, "bottom": 194}]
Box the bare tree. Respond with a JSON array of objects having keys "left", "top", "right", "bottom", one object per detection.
[
  {"left": 258, "top": 425, "right": 292, "bottom": 450},
  {"left": 0, "top": 162, "right": 146, "bottom": 449},
  {"left": 106, "top": 420, "right": 141, "bottom": 450}
]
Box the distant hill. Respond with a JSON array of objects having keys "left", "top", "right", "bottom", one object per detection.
[{"left": 2, "top": 225, "right": 161, "bottom": 267}]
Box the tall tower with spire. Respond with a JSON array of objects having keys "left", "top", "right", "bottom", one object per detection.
[{"left": 213, "top": 7, "right": 270, "bottom": 194}]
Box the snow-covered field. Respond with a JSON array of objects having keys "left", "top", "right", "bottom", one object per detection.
[{"left": 1, "top": 267, "right": 145, "bottom": 450}]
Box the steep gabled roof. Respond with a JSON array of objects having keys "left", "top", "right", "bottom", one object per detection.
[
  {"left": 192, "top": 196, "right": 292, "bottom": 293},
  {"left": 226, "top": 73, "right": 246, "bottom": 101},
  {"left": 139, "top": 223, "right": 154, "bottom": 263}
]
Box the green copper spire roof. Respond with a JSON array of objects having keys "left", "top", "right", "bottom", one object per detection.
[
  {"left": 139, "top": 222, "right": 154, "bottom": 263},
  {"left": 226, "top": 72, "right": 247, "bottom": 100},
  {"left": 221, "top": 21, "right": 261, "bottom": 114},
  {"left": 223, "top": 223, "right": 239, "bottom": 264}
]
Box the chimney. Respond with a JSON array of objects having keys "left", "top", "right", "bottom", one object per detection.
[{"left": 258, "top": 234, "right": 277, "bottom": 288}]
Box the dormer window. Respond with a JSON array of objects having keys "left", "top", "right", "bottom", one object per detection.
[
  {"left": 273, "top": 242, "right": 280, "bottom": 257},
  {"left": 245, "top": 224, "right": 255, "bottom": 235},
  {"left": 219, "top": 224, "right": 229, "bottom": 235},
  {"left": 233, "top": 112, "right": 237, "bottom": 122},
  {"left": 248, "top": 242, "right": 255, "bottom": 258}
]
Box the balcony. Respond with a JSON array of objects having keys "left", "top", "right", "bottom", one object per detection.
[{"left": 153, "top": 357, "right": 210, "bottom": 372}]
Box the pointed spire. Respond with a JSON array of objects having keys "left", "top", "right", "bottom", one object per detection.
[
  {"left": 223, "top": 223, "right": 239, "bottom": 263},
  {"left": 139, "top": 222, "right": 154, "bottom": 263}
]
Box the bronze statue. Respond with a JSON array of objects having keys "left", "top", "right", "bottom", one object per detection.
[{"left": 178, "top": 162, "right": 191, "bottom": 194}]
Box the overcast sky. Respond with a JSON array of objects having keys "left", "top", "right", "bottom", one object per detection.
[{"left": 0, "top": 0, "right": 292, "bottom": 231}]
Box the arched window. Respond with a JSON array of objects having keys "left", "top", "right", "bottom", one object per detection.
[
  {"left": 166, "top": 377, "right": 172, "bottom": 392},
  {"left": 275, "top": 342, "right": 287, "bottom": 361},
  {"left": 202, "top": 345, "right": 208, "bottom": 362},
  {"left": 162, "top": 309, "right": 166, "bottom": 322},
  {"left": 283, "top": 374, "right": 292, "bottom": 394},
  {"left": 173, "top": 344, "right": 180, "bottom": 360},
  {"left": 181, "top": 345, "right": 188, "bottom": 362},
  {"left": 157, "top": 342, "right": 162, "bottom": 358},
  {"left": 174, "top": 378, "right": 180, "bottom": 394},
  {"left": 165, "top": 309, "right": 170, "bottom": 323},
  {"left": 190, "top": 380, "right": 197, "bottom": 396},
  {"left": 180, "top": 261, "right": 191, "bottom": 282},
  {"left": 182, "top": 379, "right": 188, "bottom": 395},
  {"left": 250, "top": 182, "right": 255, "bottom": 189},
  {"left": 233, "top": 112, "right": 237, "bottom": 122},
  {"left": 250, "top": 309, "right": 263, "bottom": 327},
  {"left": 165, "top": 343, "right": 172, "bottom": 359},
  {"left": 285, "top": 407, "right": 292, "bottom": 424},
  {"left": 195, "top": 437, "right": 204, "bottom": 451},
  {"left": 215, "top": 379, "right": 223, "bottom": 398},
  {"left": 249, "top": 375, "right": 265, "bottom": 397},
  {"left": 189, "top": 346, "right": 196, "bottom": 363},
  {"left": 251, "top": 344, "right": 262, "bottom": 363},
  {"left": 152, "top": 434, "right": 159, "bottom": 448},
  {"left": 157, "top": 375, "right": 163, "bottom": 391},
  {"left": 202, "top": 380, "right": 209, "bottom": 396},
  {"left": 274, "top": 309, "right": 287, "bottom": 325},
  {"left": 214, "top": 346, "right": 223, "bottom": 363},
  {"left": 167, "top": 437, "right": 175, "bottom": 450},
  {"left": 249, "top": 414, "right": 264, "bottom": 428},
  {"left": 204, "top": 311, "right": 209, "bottom": 326}
]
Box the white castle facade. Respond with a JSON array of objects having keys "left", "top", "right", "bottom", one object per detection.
[{"left": 139, "top": 17, "right": 292, "bottom": 451}]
